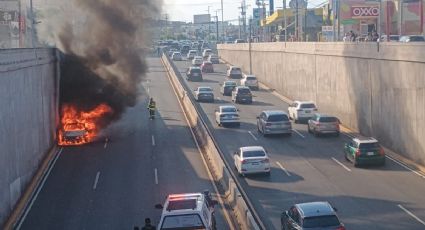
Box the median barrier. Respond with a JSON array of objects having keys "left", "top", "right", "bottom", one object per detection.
[{"left": 160, "top": 54, "right": 263, "bottom": 230}]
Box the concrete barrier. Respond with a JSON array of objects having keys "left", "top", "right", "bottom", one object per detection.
[
  {"left": 0, "top": 48, "right": 59, "bottom": 227},
  {"left": 161, "top": 54, "right": 262, "bottom": 230},
  {"left": 218, "top": 42, "right": 425, "bottom": 166}
]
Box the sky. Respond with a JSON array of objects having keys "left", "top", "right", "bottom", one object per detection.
[{"left": 162, "top": 0, "right": 327, "bottom": 23}]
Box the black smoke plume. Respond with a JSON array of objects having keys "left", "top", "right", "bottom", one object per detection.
[{"left": 54, "top": 0, "right": 161, "bottom": 128}]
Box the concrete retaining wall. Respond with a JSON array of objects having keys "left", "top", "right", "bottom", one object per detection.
[
  {"left": 161, "top": 54, "right": 261, "bottom": 230},
  {"left": 218, "top": 42, "right": 425, "bottom": 165},
  {"left": 0, "top": 49, "right": 59, "bottom": 226}
]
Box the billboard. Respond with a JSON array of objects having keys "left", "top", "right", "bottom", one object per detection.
[
  {"left": 194, "top": 14, "right": 211, "bottom": 24},
  {"left": 351, "top": 6, "right": 379, "bottom": 19}
]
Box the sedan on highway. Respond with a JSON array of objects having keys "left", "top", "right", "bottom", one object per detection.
[
  {"left": 344, "top": 137, "right": 386, "bottom": 167},
  {"left": 194, "top": 86, "right": 214, "bottom": 102},
  {"left": 240, "top": 74, "right": 259, "bottom": 90},
  {"left": 232, "top": 86, "right": 252, "bottom": 104},
  {"left": 171, "top": 52, "right": 182, "bottom": 61},
  {"left": 208, "top": 54, "right": 220, "bottom": 64},
  {"left": 192, "top": 56, "right": 203, "bottom": 66},
  {"left": 234, "top": 146, "right": 270, "bottom": 176},
  {"left": 257, "top": 110, "right": 292, "bottom": 136},
  {"left": 215, "top": 105, "right": 240, "bottom": 126},
  {"left": 226, "top": 66, "right": 243, "bottom": 79},
  {"left": 220, "top": 80, "right": 237, "bottom": 96},
  {"left": 201, "top": 61, "right": 214, "bottom": 73},
  {"left": 186, "top": 67, "right": 203, "bottom": 82},
  {"left": 288, "top": 101, "right": 318, "bottom": 123},
  {"left": 307, "top": 113, "right": 340, "bottom": 136},
  {"left": 187, "top": 50, "right": 197, "bottom": 60},
  {"left": 281, "top": 201, "right": 345, "bottom": 230}
]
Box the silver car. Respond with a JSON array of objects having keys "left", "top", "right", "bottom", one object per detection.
[
  {"left": 307, "top": 113, "right": 340, "bottom": 136},
  {"left": 257, "top": 110, "right": 292, "bottom": 136},
  {"left": 215, "top": 105, "right": 240, "bottom": 126},
  {"left": 194, "top": 86, "right": 214, "bottom": 102}
]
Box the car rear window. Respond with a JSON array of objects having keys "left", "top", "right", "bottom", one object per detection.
[
  {"left": 225, "top": 82, "right": 236, "bottom": 86},
  {"left": 302, "top": 215, "right": 340, "bottom": 228},
  {"left": 300, "top": 103, "right": 316, "bottom": 109},
  {"left": 359, "top": 142, "right": 380, "bottom": 149},
  {"left": 243, "top": 150, "right": 266, "bottom": 158},
  {"left": 231, "top": 68, "right": 241, "bottom": 74},
  {"left": 319, "top": 117, "right": 338, "bottom": 122},
  {"left": 199, "top": 88, "right": 212, "bottom": 92},
  {"left": 238, "top": 88, "right": 251, "bottom": 94},
  {"left": 161, "top": 214, "right": 205, "bottom": 229},
  {"left": 267, "top": 114, "right": 289, "bottom": 122},
  {"left": 246, "top": 77, "right": 257, "bottom": 80},
  {"left": 222, "top": 107, "right": 237, "bottom": 113},
  {"left": 191, "top": 69, "right": 201, "bottom": 73}
]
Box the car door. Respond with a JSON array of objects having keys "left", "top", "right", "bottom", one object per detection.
[{"left": 286, "top": 207, "right": 301, "bottom": 230}]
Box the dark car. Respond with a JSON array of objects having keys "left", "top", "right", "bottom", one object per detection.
[
  {"left": 186, "top": 67, "right": 203, "bottom": 82},
  {"left": 344, "top": 137, "right": 385, "bottom": 167},
  {"left": 220, "top": 81, "right": 237, "bottom": 96},
  {"left": 232, "top": 86, "right": 252, "bottom": 104},
  {"left": 180, "top": 45, "right": 190, "bottom": 55},
  {"left": 281, "top": 201, "right": 345, "bottom": 230}
]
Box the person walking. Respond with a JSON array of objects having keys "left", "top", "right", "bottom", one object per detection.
[{"left": 142, "top": 218, "right": 156, "bottom": 230}]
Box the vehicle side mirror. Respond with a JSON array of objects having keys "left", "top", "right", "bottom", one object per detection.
[
  {"left": 155, "top": 204, "right": 163, "bottom": 209},
  {"left": 333, "top": 207, "right": 338, "bottom": 212}
]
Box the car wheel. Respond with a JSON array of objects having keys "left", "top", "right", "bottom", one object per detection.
[
  {"left": 257, "top": 124, "right": 261, "bottom": 133},
  {"left": 344, "top": 152, "right": 350, "bottom": 161},
  {"left": 262, "top": 127, "right": 267, "bottom": 137},
  {"left": 353, "top": 158, "right": 360, "bottom": 167}
]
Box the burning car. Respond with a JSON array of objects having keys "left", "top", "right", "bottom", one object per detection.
[{"left": 60, "top": 122, "right": 89, "bottom": 145}]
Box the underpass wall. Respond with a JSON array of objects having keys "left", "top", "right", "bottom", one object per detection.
[
  {"left": 218, "top": 42, "right": 425, "bottom": 165},
  {"left": 0, "top": 49, "right": 59, "bottom": 226}
]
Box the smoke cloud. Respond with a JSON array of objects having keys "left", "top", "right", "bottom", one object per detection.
[{"left": 37, "top": 0, "right": 162, "bottom": 129}]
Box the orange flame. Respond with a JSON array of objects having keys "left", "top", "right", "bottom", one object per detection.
[{"left": 58, "top": 103, "right": 113, "bottom": 146}]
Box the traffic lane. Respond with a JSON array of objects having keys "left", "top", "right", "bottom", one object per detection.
[{"left": 175, "top": 60, "right": 425, "bottom": 229}]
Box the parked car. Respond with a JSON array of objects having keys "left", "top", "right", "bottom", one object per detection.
[
  {"left": 220, "top": 80, "right": 237, "bottom": 96},
  {"left": 187, "top": 50, "right": 197, "bottom": 59},
  {"left": 186, "top": 67, "right": 203, "bottom": 81},
  {"left": 232, "top": 86, "right": 252, "bottom": 104},
  {"left": 234, "top": 146, "right": 270, "bottom": 176},
  {"left": 379, "top": 34, "right": 400, "bottom": 42},
  {"left": 257, "top": 110, "right": 292, "bottom": 136},
  {"left": 234, "top": 39, "right": 246, "bottom": 43},
  {"left": 227, "top": 66, "right": 243, "bottom": 79},
  {"left": 194, "top": 86, "right": 214, "bottom": 102},
  {"left": 201, "top": 61, "right": 214, "bottom": 73},
  {"left": 344, "top": 137, "right": 386, "bottom": 167},
  {"left": 240, "top": 74, "right": 259, "bottom": 90},
  {"left": 288, "top": 101, "right": 318, "bottom": 123},
  {"left": 399, "top": 35, "right": 425, "bottom": 42},
  {"left": 307, "top": 113, "right": 340, "bottom": 136},
  {"left": 202, "top": 49, "right": 212, "bottom": 58},
  {"left": 192, "top": 56, "right": 203, "bottom": 66},
  {"left": 208, "top": 54, "right": 220, "bottom": 64},
  {"left": 281, "top": 201, "right": 345, "bottom": 230},
  {"left": 215, "top": 105, "right": 240, "bottom": 126},
  {"left": 171, "top": 52, "right": 182, "bottom": 61}
]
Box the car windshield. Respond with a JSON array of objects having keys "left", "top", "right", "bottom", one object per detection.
[
  {"left": 300, "top": 103, "right": 316, "bottom": 109},
  {"left": 302, "top": 215, "right": 340, "bottom": 228},
  {"left": 222, "top": 107, "right": 237, "bottom": 113},
  {"left": 267, "top": 114, "right": 288, "bottom": 122},
  {"left": 231, "top": 68, "right": 241, "bottom": 73},
  {"left": 243, "top": 150, "right": 266, "bottom": 158},
  {"left": 161, "top": 214, "right": 206, "bottom": 229},
  {"left": 199, "top": 88, "right": 212, "bottom": 92},
  {"left": 246, "top": 77, "right": 257, "bottom": 81},
  {"left": 359, "top": 142, "right": 380, "bottom": 149},
  {"left": 319, "top": 117, "right": 338, "bottom": 122},
  {"left": 238, "top": 88, "right": 251, "bottom": 94}
]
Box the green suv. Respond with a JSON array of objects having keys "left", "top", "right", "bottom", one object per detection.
[{"left": 344, "top": 137, "right": 386, "bottom": 167}]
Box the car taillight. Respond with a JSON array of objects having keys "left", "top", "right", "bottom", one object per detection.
[
  {"left": 241, "top": 159, "right": 247, "bottom": 164},
  {"left": 355, "top": 149, "right": 361, "bottom": 157},
  {"left": 316, "top": 122, "right": 321, "bottom": 127},
  {"left": 379, "top": 147, "right": 385, "bottom": 156}
]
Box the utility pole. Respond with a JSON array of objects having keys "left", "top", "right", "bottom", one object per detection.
[
  {"left": 215, "top": 10, "right": 220, "bottom": 42},
  {"left": 207, "top": 6, "right": 212, "bottom": 40},
  {"left": 295, "top": 0, "right": 299, "bottom": 40},
  {"left": 283, "top": 0, "right": 287, "bottom": 42},
  {"left": 165, "top": 14, "right": 169, "bottom": 39},
  {"left": 248, "top": 18, "right": 252, "bottom": 74},
  {"left": 221, "top": 0, "right": 224, "bottom": 41}
]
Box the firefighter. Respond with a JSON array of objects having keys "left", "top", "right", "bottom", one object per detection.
[
  {"left": 142, "top": 218, "right": 156, "bottom": 230},
  {"left": 147, "top": 98, "right": 156, "bottom": 119}
]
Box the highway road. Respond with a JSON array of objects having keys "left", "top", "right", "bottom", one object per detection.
[
  {"left": 18, "top": 57, "right": 232, "bottom": 230},
  {"left": 173, "top": 57, "right": 425, "bottom": 230}
]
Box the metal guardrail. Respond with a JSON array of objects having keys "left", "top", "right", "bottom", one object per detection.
[{"left": 162, "top": 53, "right": 266, "bottom": 230}]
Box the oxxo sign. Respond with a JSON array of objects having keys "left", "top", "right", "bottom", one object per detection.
[{"left": 351, "top": 6, "right": 379, "bottom": 18}]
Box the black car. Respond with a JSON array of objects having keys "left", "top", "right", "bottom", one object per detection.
[
  {"left": 232, "top": 86, "right": 252, "bottom": 104},
  {"left": 186, "top": 67, "right": 203, "bottom": 82},
  {"left": 220, "top": 81, "right": 237, "bottom": 96}
]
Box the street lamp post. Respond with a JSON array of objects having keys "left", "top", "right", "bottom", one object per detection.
[{"left": 221, "top": 0, "right": 224, "bottom": 42}]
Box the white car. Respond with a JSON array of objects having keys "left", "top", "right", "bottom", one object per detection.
[
  {"left": 187, "top": 50, "right": 197, "bottom": 59},
  {"left": 202, "top": 49, "right": 212, "bottom": 58},
  {"left": 215, "top": 105, "right": 240, "bottom": 126},
  {"left": 226, "top": 66, "right": 243, "bottom": 79},
  {"left": 234, "top": 146, "right": 271, "bottom": 176},
  {"left": 240, "top": 74, "right": 259, "bottom": 90},
  {"left": 192, "top": 56, "right": 203, "bottom": 66},
  {"left": 288, "top": 101, "right": 318, "bottom": 123},
  {"left": 171, "top": 52, "right": 182, "bottom": 61}
]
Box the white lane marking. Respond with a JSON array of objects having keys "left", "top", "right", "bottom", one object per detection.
[
  {"left": 93, "top": 171, "right": 100, "bottom": 190},
  {"left": 292, "top": 129, "right": 305, "bottom": 138},
  {"left": 248, "top": 131, "right": 258, "bottom": 141},
  {"left": 276, "top": 161, "right": 291, "bottom": 176},
  {"left": 387, "top": 156, "right": 425, "bottom": 179},
  {"left": 152, "top": 135, "right": 156, "bottom": 146},
  {"left": 154, "top": 168, "right": 159, "bottom": 185},
  {"left": 104, "top": 138, "right": 108, "bottom": 149},
  {"left": 331, "top": 157, "right": 352, "bottom": 172},
  {"left": 16, "top": 148, "right": 64, "bottom": 230},
  {"left": 398, "top": 204, "right": 425, "bottom": 226}
]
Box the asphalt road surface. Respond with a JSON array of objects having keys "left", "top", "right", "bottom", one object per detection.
[
  {"left": 173, "top": 56, "right": 425, "bottom": 230},
  {"left": 19, "top": 57, "right": 231, "bottom": 230}
]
